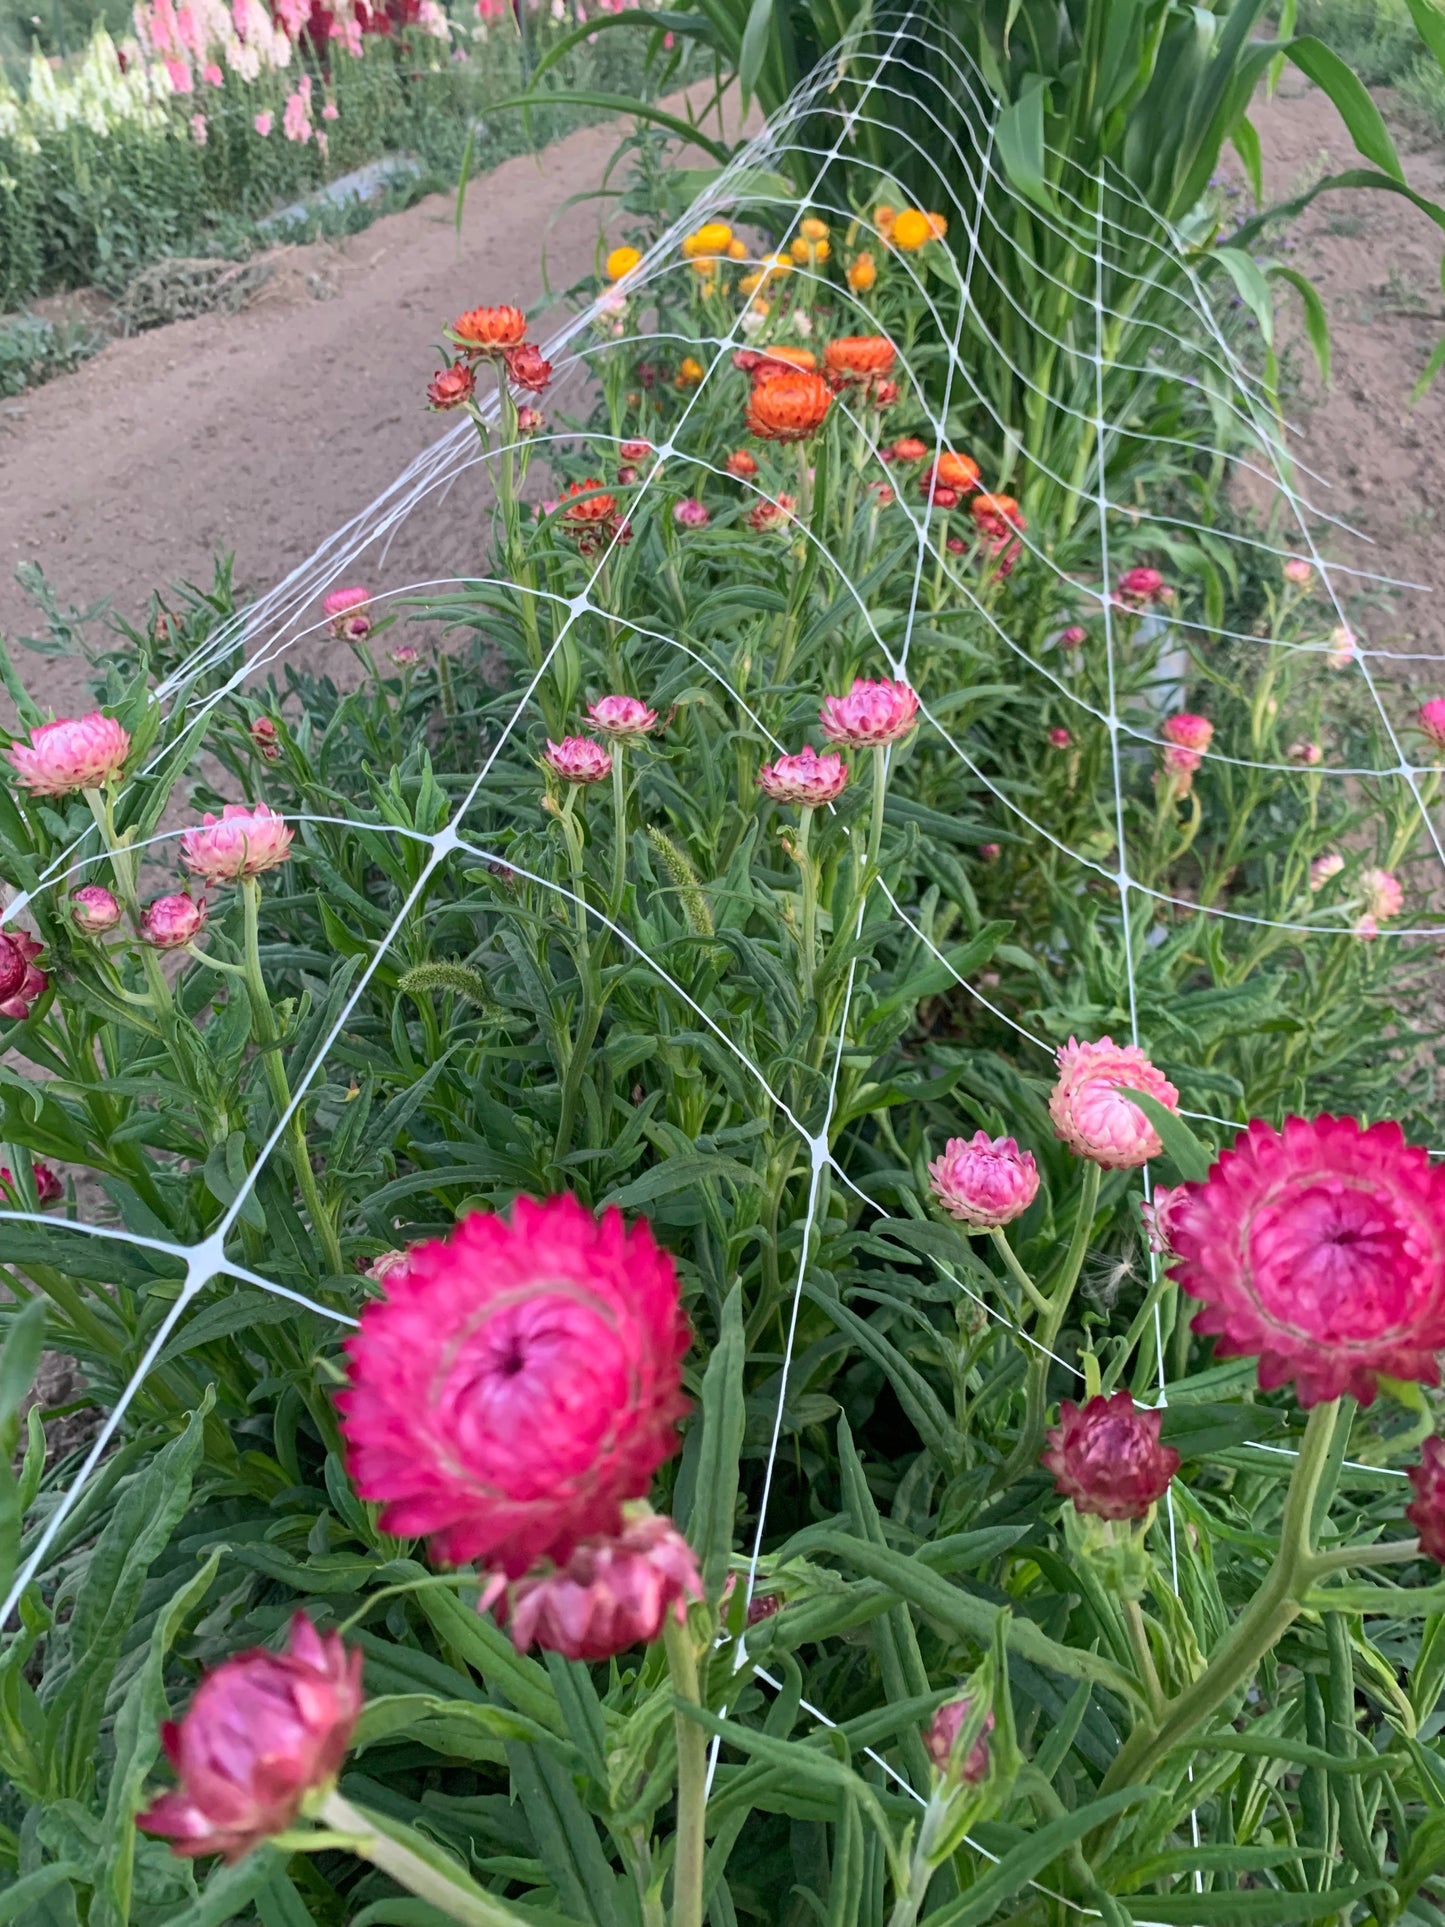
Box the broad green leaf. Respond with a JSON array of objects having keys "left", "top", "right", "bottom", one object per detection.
[
  {"left": 0, "top": 1865, "right": 84, "bottom": 1925},
  {"left": 1269, "top": 263, "right": 1330, "bottom": 383},
  {"left": 1121, "top": 1089, "right": 1214, "bottom": 1182},
  {"left": 1285, "top": 35, "right": 1403, "bottom": 180}
]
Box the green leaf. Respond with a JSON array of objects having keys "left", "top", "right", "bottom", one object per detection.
[
  {"left": 153, "top": 1851, "right": 281, "bottom": 1927},
  {"left": 1269, "top": 263, "right": 1330, "bottom": 383},
  {"left": 995, "top": 76, "right": 1052, "bottom": 211},
  {"left": 1121, "top": 1090, "right": 1214, "bottom": 1182},
  {"left": 1116, "top": 1888, "right": 1383, "bottom": 1923},
  {"left": 490, "top": 91, "right": 731, "bottom": 164},
  {"left": 1286, "top": 35, "right": 1404, "bottom": 179},
  {"left": 738, "top": 0, "right": 774, "bottom": 108},
  {"left": 923, "top": 1788, "right": 1152, "bottom": 1926},
  {"left": 690, "top": 1283, "right": 746, "bottom": 1602},
  {"left": 0, "top": 1865, "right": 84, "bottom": 1925},
  {"left": 1231, "top": 112, "right": 1262, "bottom": 206}
]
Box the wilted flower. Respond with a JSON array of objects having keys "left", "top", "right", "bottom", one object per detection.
[
  {"left": 1288, "top": 739, "right": 1322, "bottom": 765},
  {"left": 1042, "top": 1391, "right": 1179, "bottom": 1520},
  {"left": 1283, "top": 557, "right": 1314, "bottom": 586},
  {"left": 427, "top": 363, "right": 475, "bottom": 410},
  {"left": 588, "top": 695, "right": 658, "bottom": 737},
  {"left": 545, "top": 736, "right": 613, "bottom": 785},
  {"left": 452, "top": 304, "right": 528, "bottom": 355},
  {"left": 505, "top": 344, "right": 552, "bottom": 394},
  {"left": 928, "top": 1132, "right": 1039, "bottom": 1230},
  {"left": 137, "top": 1613, "right": 363, "bottom": 1862},
  {"left": 924, "top": 1695, "right": 993, "bottom": 1783},
  {"left": 339, "top": 1194, "right": 690, "bottom": 1575},
  {"left": 819, "top": 677, "right": 919, "bottom": 748},
  {"left": 251, "top": 717, "right": 281, "bottom": 762},
  {"left": 139, "top": 895, "right": 206, "bottom": 950},
  {"left": 1116, "top": 567, "right": 1167, "bottom": 607},
  {"left": 1049, "top": 1036, "right": 1180, "bottom": 1169},
  {"left": 1310, "top": 851, "right": 1344, "bottom": 891},
  {"left": 492, "top": 1513, "right": 703, "bottom": 1660},
  {"left": 181, "top": 804, "right": 293, "bottom": 886},
  {"left": 757, "top": 746, "right": 849, "bottom": 807},
  {"left": 1139, "top": 1183, "right": 1192, "bottom": 1256},
  {"left": 323, "top": 586, "right": 372, "bottom": 640},
  {"left": 747, "top": 369, "right": 832, "bottom": 442},
  {"left": 70, "top": 884, "right": 122, "bottom": 934},
  {"left": 674, "top": 498, "right": 710, "bottom": 529},
  {"left": 0, "top": 930, "right": 46, "bottom": 1020},
  {"left": 1362, "top": 867, "right": 1403, "bottom": 920},
  {"left": 8, "top": 712, "right": 131, "bottom": 796},
  {"left": 1407, "top": 1437, "right": 1445, "bottom": 1564},
  {"left": 1162, "top": 712, "right": 1213, "bottom": 752},
  {"left": 1172, "top": 1114, "right": 1445, "bottom": 1405}
]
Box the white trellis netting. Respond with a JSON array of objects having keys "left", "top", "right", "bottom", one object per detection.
[{"left": 1, "top": 11, "right": 1438, "bottom": 1914}]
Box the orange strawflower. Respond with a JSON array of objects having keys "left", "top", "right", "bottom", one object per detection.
[
  {"left": 676, "top": 356, "right": 705, "bottom": 387},
  {"left": 823, "top": 335, "right": 897, "bottom": 382},
  {"left": 873, "top": 205, "right": 896, "bottom": 243},
  {"left": 890, "top": 436, "right": 930, "bottom": 463},
  {"left": 560, "top": 479, "right": 619, "bottom": 528},
  {"left": 925, "top": 212, "right": 949, "bottom": 240},
  {"left": 891, "top": 209, "right": 933, "bottom": 251},
  {"left": 682, "top": 221, "right": 733, "bottom": 259},
  {"left": 748, "top": 493, "right": 798, "bottom": 531},
  {"left": 790, "top": 235, "right": 830, "bottom": 264},
  {"left": 451, "top": 305, "right": 528, "bottom": 354},
  {"left": 847, "top": 252, "right": 877, "bottom": 292},
  {"left": 747, "top": 369, "right": 833, "bottom": 442},
  {"left": 800, "top": 217, "right": 829, "bottom": 242},
  {"left": 726, "top": 450, "right": 759, "bottom": 478},
  {"left": 972, "top": 492, "right": 1025, "bottom": 539},
  {"left": 727, "top": 238, "right": 748, "bottom": 261},
  {"left": 934, "top": 451, "right": 981, "bottom": 492},
  {"left": 753, "top": 345, "right": 818, "bottom": 378}
]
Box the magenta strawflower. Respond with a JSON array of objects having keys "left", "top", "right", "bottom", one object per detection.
[
  {"left": 1171, "top": 1114, "right": 1445, "bottom": 1406},
  {"left": 819, "top": 677, "right": 919, "bottom": 747},
  {"left": 492, "top": 1512, "right": 703, "bottom": 1660},
  {"left": 1361, "top": 867, "right": 1403, "bottom": 921},
  {"left": 70, "top": 884, "right": 122, "bottom": 934},
  {"left": 924, "top": 1695, "right": 993, "bottom": 1783},
  {"left": 587, "top": 695, "right": 658, "bottom": 738},
  {"left": 181, "top": 803, "right": 293, "bottom": 886},
  {"left": 1140, "top": 1183, "right": 1192, "bottom": 1256},
  {"left": 1407, "top": 1437, "right": 1445, "bottom": 1564},
  {"left": 339, "top": 1194, "right": 691, "bottom": 1576},
  {"left": 1311, "top": 852, "right": 1344, "bottom": 891},
  {"left": 1059, "top": 625, "right": 1086, "bottom": 650},
  {"left": 1162, "top": 712, "right": 1213, "bottom": 752},
  {"left": 757, "top": 746, "right": 850, "bottom": 807},
  {"left": 139, "top": 894, "right": 206, "bottom": 950},
  {"left": 0, "top": 930, "right": 46, "bottom": 1020},
  {"left": 138, "top": 1612, "right": 362, "bottom": 1863},
  {"left": 1116, "top": 567, "right": 1167, "bottom": 607},
  {"left": 0, "top": 1160, "right": 62, "bottom": 1205},
  {"left": 8, "top": 712, "right": 130, "bottom": 796},
  {"left": 1418, "top": 700, "right": 1445, "bottom": 750},
  {"left": 545, "top": 736, "right": 613, "bottom": 785},
  {"left": 1048, "top": 727, "right": 1072, "bottom": 749},
  {"left": 673, "top": 498, "right": 710, "bottom": 529},
  {"left": 323, "top": 586, "right": 372, "bottom": 640},
  {"left": 1043, "top": 1391, "right": 1179, "bottom": 1520},
  {"left": 1049, "top": 1036, "right": 1180, "bottom": 1169},
  {"left": 928, "top": 1132, "right": 1039, "bottom": 1230}
]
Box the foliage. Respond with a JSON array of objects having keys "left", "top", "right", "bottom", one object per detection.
[{"left": 0, "top": 305, "right": 100, "bottom": 392}]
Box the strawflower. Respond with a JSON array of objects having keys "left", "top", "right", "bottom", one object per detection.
[
  {"left": 505, "top": 344, "right": 552, "bottom": 394},
  {"left": 139, "top": 895, "right": 206, "bottom": 950},
  {"left": 587, "top": 695, "right": 658, "bottom": 737},
  {"left": 181, "top": 803, "right": 293, "bottom": 885},
  {"left": 427, "top": 363, "right": 475, "bottom": 409},
  {"left": 1160, "top": 744, "right": 1201, "bottom": 796},
  {"left": 890, "top": 436, "right": 930, "bottom": 463},
  {"left": 1407, "top": 1437, "right": 1445, "bottom": 1565},
  {"left": 726, "top": 450, "right": 758, "bottom": 478},
  {"left": 137, "top": 1613, "right": 362, "bottom": 1862},
  {"left": 0, "top": 930, "right": 46, "bottom": 1020},
  {"left": 819, "top": 677, "right": 919, "bottom": 747},
  {"left": 746, "top": 368, "right": 832, "bottom": 442},
  {"left": 1283, "top": 557, "right": 1314, "bottom": 586},
  {"left": 971, "top": 493, "right": 1023, "bottom": 541},
  {"left": 1311, "top": 851, "right": 1344, "bottom": 891},
  {"left": 674, "top": 497, "right": 710, "bottom": 529},
  {"left": 748, "top": 494, "right": 797, "bottom": 532},
  {"left": 1419, "top": 698, "right": 1445, "bottom": 749},
  {"left": 452, "top": 304, "right": 528, "bottom": 354},
  {"left": 8, "top": 712, "right": 130, "bottom": 795},
  {"left": 1042, "top": 1391, "right": 1179, "bottom": 1520},
  {"left": 924, "top": 1696, "right": 992, "bottom": 1783},
  {"left": 1288, "top": 739, "right": 1323, "bottom": 765},
  {"left": 363, "top": 1249, "right": 414, "bottom": 1286},
  {"left": 1049, "top": 1036, "right": 1180, "bottom": 1169},
  {"left": 1116, "top": 567, "right": 1167, "bottom": 606},
  {"left": 339, "top": 1194, "right": 690, "bottom": 1575},
  {"left": 1140, "top": 1183, "right": 1192, "bottom": 1256},
  {"left": 1060, "top": 625, "right": 1087, "bottom": 649},
  {"left": 492, "top": 1512, "right": 703, "bottom": 1660},
  {"left": 323, "top": 586, "right": 372, "bottom": 640},
  {"left": 1362, "top": 867, "right": 1404, "bottom": 920},
  {"left": 619, "top": 438, "right": 651, "bottom": 461},
  {"left": 847, "top": 252, "right": 876, "bottom": 291},
  {"left": 517, "top": 406, "right": 544, "bottom": 434},
  {"left": 928, "top": 1132, "right": 1039, "bottom": 1230},
  {"left": 545, "top": 736, "right": 613, "bottom": 785},
  {"left": 823, "top": 335, "right": 897, "bottom": 384},
  {"left": 251, "top": 717, "right": 281, "bottom": 762},
  {"left": 1162, "top": 712, "right": 1213, "bottom": 752},
  {"left": 605, "top": 245, "right": 641, "bottom": 281},
  {"left": 70, "top": 884, "right": 121, "bottom": 934},
  {"left": 757, "top": 746, "right": 849, "bottom": 807},
  {"left": 891, "top": 208, "right": 934, "bottom": 250},
  {"left": 1048, "top": 727, "right": 1072, "bottom": 749}
]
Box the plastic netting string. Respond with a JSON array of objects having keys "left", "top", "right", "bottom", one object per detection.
[{"left": 0, "top": 14, "right": 1435, "bottom": 1920}]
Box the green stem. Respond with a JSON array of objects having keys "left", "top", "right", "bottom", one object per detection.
[
  {"left": 1122, "top": 1597, "right": 1164, "bottom": 1716},
  {"left": 795, "top": 806, "right": 817, "bottom": 1006},
  {"left": 988, "top": 1227, "right": 1051, "bottom": 1318},
  {"left": 866, "top": 744, "right": 889, "bottom": 874},
  {"left": 610, "top": 742, "right": 628, "bottom": 918},
  {"left": 240, "top": 879, "right": 342, "bottom": 1277},
  {"left": 1306, "top": 1535, "right": 1420, "bottom": 1580},
  {"left": 662, "top": 1613, "right": 707, "bottom": 1927},
  {"left": 317, "top": 1792, "right": 517, "bottom": 1927}
]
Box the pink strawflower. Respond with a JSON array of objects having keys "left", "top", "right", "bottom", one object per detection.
[
  {"left": 1162, "top": 712, "right": 1213, "bottom": 752},
  {"left": 1311, "top": 852, "right": 1344, "bottom": 891},
  {"left": 1042, "top": 1391, "right": 1179, "bottom": 1520},
  {"left": 979, "top": 842, "right": 1000, "bottom": 861},
  {"left": 673, "top": 498, "right": 710, "bottom": 529},
  {"left": 362, "top": 1249, "right": 412, "bottom": 1286},
  {"left": 924, "top": 1696, "right": 993, "bottom": 1784},
  {"left": 1060, "top": 625, "right": 1086, "bottom": 650},
  {"left": 1139, "top": 1183, "right": 1192, "bottom": 1257},
  {"left": 1354, "top": 913, "right": 1380, "bottom": 942},
  {"left": 1159, "top": 744, "right": 1201, "bottom": 797},
  {"left": 545, "top": 736, "right": 613, "bottom": 785},
  {"left": 1049, "top": 1036, "right": 1180, "bottom": 1170},
  {"left": 1327, "top": 625, "right": 1356, "bottom": 670},
  {"left": 1288, "top": 740, "right": 1322, "bottom": 765},
  {"left": 492, "top": 1512, "right": 703, "bottom": 1660},
  {"left": 1283, "top": 558, "right": 1314, "bottom": 586},
  {"left": 254, "top": 111, "right": 272, "bottom": 136},
  {"left": 323, "top": 586, "right": 372, "bottom": 640},
  {"left": 1172, "top": 1114, "right": 1445, "bottom": 1406},
  {"left": 1418, "top": 699, "right": 1445, "bottom": 750},
  {"left": 339, "top": 1194, "right": 691, "bottom": 1576},
  {"left": 8, "top": 1159, "right": 64, "bottom": 1205},
  {"left": 1116, "top": 567, "right": 1167, "bottom": 606},
  {"left": 587, "top": 695, "right": 658, "bottom": 737},
  {"left": 137, "top": 1613, "right": 362, "bottom": 1863},
  {"left": 181, "top": 803, "right": 293, "bottom": 886},
  {"left": 928, "top": 1132, "right": 1039, "bottom": 1230},
  {"left": 389, "top": 645, "right": 420, "bottom": 667},
  {"left": 1407, "top": 1437, "right": 1445, "bottom": 1565},
  {"left": 0, "top": 930, "right": 46, "bottom": 1020},
  {"left": 517, "top": 406, "right": 544, "bottom": 434},
  {"left": 1362, "top": 867, "right": 1403, "bottom": 920},
  {"left": 619, "top": 439, "right": 651, "bottom": 461},
  {"left": 139, "top": 894, "right": 206, "bottom": 950},
  {"left": 757, "top": 746, "right": 849, "bottom": 807},
  {"left": 70, "top": 884, "right": 122, "bottom": 934},
  {"left": 819, "top": 677, "right": 919, "bottom": 747},
  {"left": 251, "top": 717, "right": 281, "bottom": 762},
  {"left": 8, "top": 712, "right": 130, "bottom": 796},
  {"left": 1048, "top": 727, "right": 1072, "bottom": 749}
]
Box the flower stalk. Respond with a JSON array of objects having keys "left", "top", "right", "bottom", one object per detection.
[{"left": 662, "top": 1611, "right": 707, "bottom": 1927}]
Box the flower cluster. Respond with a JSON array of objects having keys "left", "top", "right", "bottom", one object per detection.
[{"left": 448, "top": 302, "right": 552, "bottom": 397}]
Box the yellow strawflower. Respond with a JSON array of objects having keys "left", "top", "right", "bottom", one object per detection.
[{"left": 605, "top": 245, "right": 642, "bottom": 280}]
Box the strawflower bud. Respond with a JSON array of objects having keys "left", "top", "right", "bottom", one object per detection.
[
  {"left": 545, "top": 736, "right": 613, "bottom": 785},
  {"left": 1139, "top": 1183, "right": 1192, "bottom": 1256},
  {"left": 674, "top": 497, "right": 710, "bottom": 529},
  {"left": 819, "top": 676, "right": 919, "bottom": 747},
  {"left": 517, "top": 406, "right": 544, "bottom": 434},
  {"left": 1059, "top": 626, "right": 1086, "bottom": 649},
  {"left": 323, "top": 586, "right": 372, "bottom": 640},
  {"left": 928, "top": 1132, "right": 1039, "bottom": 1230},
  {"left": 493, "top": 1512, "right": 703, "bottom": 1660},
  {"left": 757, "top": 746, "right": 849, "bottom": 807},
  {"left": 1407, "top": 1437, "right": 1445, "bottom": 1564},
  {"left": 1049, "top": 1036, "right": 1180, "bottom": 1169},
  {"left": 1048, "top": 727, "right": 1072, "bottom": 749},
  {"left": 587, "top": 695, "right": 658, "bottom": 737},
  {"left": 924, "top": 1695, "right": 993, "bottom": 1783},
  {"left": 1042, "top": 1391, "right": 1179, "bottom": 1520},
  {"left": 70, "top": 884, "right": 122, "bottom": 934},
  {"left": 251, "top": 717, "right": 281, "bottom": 762},
  {"left": 1327, "top": 624, "right": 1356, "bottom": 670},
  {"left": 1116, "top": 567, "right": 1167, "bottom": 606},
  {"left": 138, "top": 1612, "right": 363, "bottom": 1862},
  {"left": 1418, "top": 699, "right": 1445, "bottom": 749},
  {"left": 139, "top": 894, "right": 207, "bottom": 950},
  {"left": 1288, "top": 739, "right": 1322, "bottom": 765},
  {"left": 1283, "top": 557, "right": 1314, "bottom": 586},
  {"left": 8, "top": 712, "right": 130, "bottom": 796},
  {"left": 619, "top": 438, "right": 651, "bottom": 461},
  {"left": 362, "top": 1249, "right": 413, "bottom": 1286}
]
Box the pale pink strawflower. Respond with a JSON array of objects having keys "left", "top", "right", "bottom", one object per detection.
[
  {"left": 181, "top": 803, "right": 293, "bottom": 886},
  {"left": 1171, "top": 1114, "right": 1445, "bottom": 1406},
  {"left": 1050, "top": 1036, "right": 1180, "bottom": 1169},
  {"left": 0, "top": 929, "right": 46, "bottom": 1020},
  {"left": 137, "top": 1612, "right": 362, "bottom": 1863},
  {"left": 1283, "top": 558, "right": 1314, "bottom": 586},
  {"left": 928, "top": 1132, "right": 1039, "bottom": 1230},
  {"left": 492, "top": 1512, "right": 703, "bottom": 1660},
  {"left": 1288, "top": 739, "right": 1322, "bottom": 765},
  {"left": 587, "top": 695, "right": 658, "bottom": 738},
  {"left": 323, "top": 586, "right": 372, "bottom": 640},
  {"left": 1419, "top": 699, "right": 1445, "bottom": 749},
  {"left": 362, "top": 1249, "right": 413, "bottom": 1286},
  {"left": 1139, "top": 1183, "right": 1192, "bottom": 1256},
  {"left": 1354, "top": 913, "right": 1380, "bottom": 942},
  {"left": 1362, "top": 867, "right": 1403, "bottom": 920},
  {"left": 8, "top": 712, "right": 130, "bottom": 795},
  {"left": 1042, "top": 1391, "right": 1179, "bottom": 1520},
  {"left": 1059, "top": 625, "right": 1086, "bottom": 650},
  {"left": 545, "top": 736, "right": 613, "bottom": 785},
  {"left": 1162, "top": 712, "right": 1213, "bottom": 752},
  {"left": 1310, "top": 852, "right": 1344, "bottom": 891},
  {"left": 139, "top": 894, "right": 206, "bottom": 950},
  {"left": 253, "top": 110, "right": 273, "bottom": 136},
  {"left": 819, "top": 677, "right": 919, "bottom": 747},
  {"left": 673, "top": 498, "right": 710, "bottom": 529},
  {"left": 339, "top": 1194, "right": 691, "bottom": 1577},
  {"left": 924, "top": 1696, "right": 993, "bottom": 1784},
  {"left": 1407, "top": 1438, "right": 1445, "bottom": 1565},
  {"left": 757, "top": 746, "right": 849, "bottom": 807},
  {"left": 70, "top": 884, "right": 122, "bottom": 934},
  {"left": 1116, "top": 567, "right": 1167, "bottom": 606},
  {"left": 1048, "top": 727, "right": 1072, "bottom": 749},
  {"left": 1159, "top": 744, "right": 1201, "bottom": 794},
  {"left": 1327, "top": 624, "right": 1356, "bottom": 670}
]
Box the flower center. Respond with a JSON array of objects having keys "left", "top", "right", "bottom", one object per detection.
[{"left": 1249, "top": 1177, "right": 1428, "bottom": 1342}]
